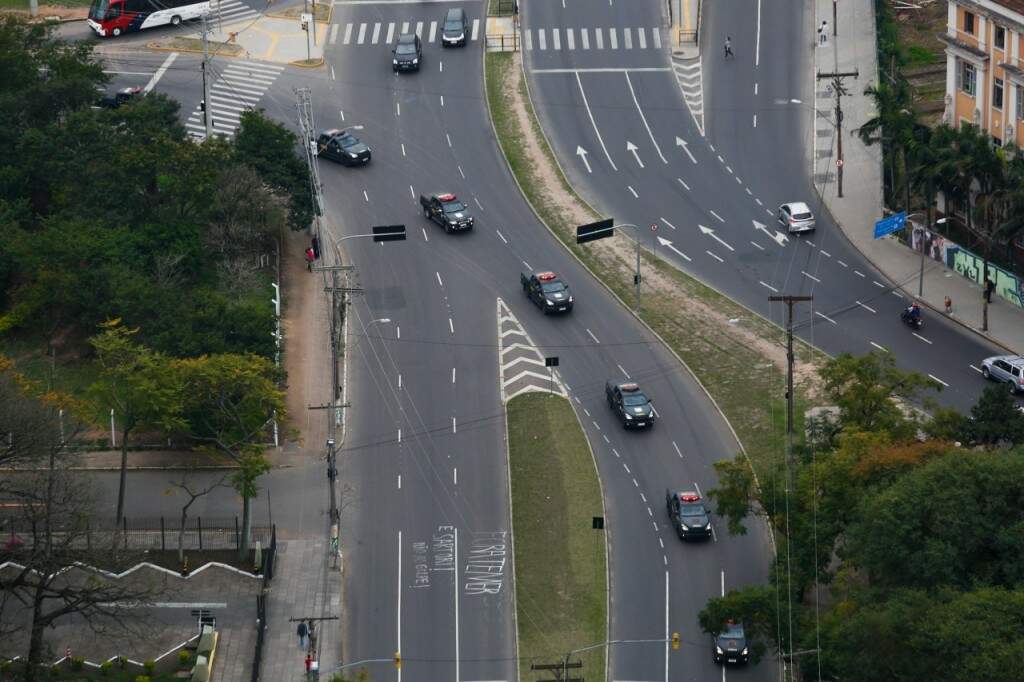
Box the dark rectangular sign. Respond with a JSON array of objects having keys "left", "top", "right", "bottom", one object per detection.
[
  {"left": 372, "top": 224, "right": 406, "bottom": 242},
  {"left": 576, "top": 218, "right": 614, "bottom": 244},
  {"left": 545, "top": 356, "right": 559, "bottom": 367}
]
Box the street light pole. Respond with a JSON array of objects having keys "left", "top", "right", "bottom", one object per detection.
[{"left": 615, "top": 223, "right": 643, "bottom": 313}]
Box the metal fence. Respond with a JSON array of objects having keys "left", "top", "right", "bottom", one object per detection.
[
  {"left": 492, "top": 0, "right": 516, "bottom": 15},
  {"left": 251, "top": 525, "right": 276, "bottom": 682},
  {"left": 0, "top": 515, "right": 273, "bottom": 553},
  {"left": 486, "top": 33, "right": 520, "bottom": 52}
]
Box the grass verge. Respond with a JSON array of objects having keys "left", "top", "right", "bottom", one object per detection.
[
  {"left": 507, "top": 392, "right": 606, "bottom": 680},
  {"left": 484, "top": 51, "right": 824, "bottom": 489}
]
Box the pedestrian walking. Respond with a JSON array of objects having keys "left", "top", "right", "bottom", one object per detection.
[
  {"left": 311, "top": 235, "right": 321, "bottom": 260},
  {"left": 818, "top": 20, "right": 828, "bottom": 45},
  {"left": 305, "top": 653, "right": 313, "bottom": 673},
  {"left": 724, "top": 36, "right": 733, "bottom": 58},
  {"left": 984, "top": 276, "right": 995, "bottom": 303},
  {"left": 944, "top": 295, "right": 953, "bottom": 315},
  {"left": 307, "top": 620, "right": 317, "bottom": 654},
  {"left": 305, "top": 247, "right": 315, "bottom": 272},
  {"left": 296, "top": 620, "right": 309, "bottom": 651}
]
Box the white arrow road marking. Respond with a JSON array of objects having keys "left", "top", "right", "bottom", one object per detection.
[
  {"left": 773, "top": 230, "right": 789, "bottom": 246},
  {"left": 752, "top": 219, "right": 773, "bottom": 240},
  {"left": 576, "top": 145, "right": 592, "bottom": 173},
  {"left": 625, "top": 72, "right": 667, "bottom": 163},
  {"left": 576, "top": 73, "right": 617, "bottom": 171},
  {"left": 699, "top": 224, "right": 734, "bottom": 251},
  {"left": 675, "top": 136, "right": 697, "bottom": 163},
  {"left": 656, "top": 236, "right": 692, "bottom": 261},
  {"left": 626, "top": 141, "right": 644, "bottom": 168}
]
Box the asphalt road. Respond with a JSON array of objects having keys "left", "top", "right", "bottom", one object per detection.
[
  {"left": 80, "top": 4, "right": 774, "bottom": 680},
  {"left": 522, "top": 0, "right": 1004, "bottom": 414}
]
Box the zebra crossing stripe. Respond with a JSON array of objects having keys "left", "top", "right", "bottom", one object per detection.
[
  {"left": 401, "top": 20, "right": 409, "bottom": 33},
  {"left": 329, "top": 23, "right": 339, "bottom": 44},
  {"left": 386, "top": 21, "right": 394, "bottom": 44},
  {"left": 471, "top": 18, "right": 479, "bottom": 41},
  {"left": 552, "top": 27, "right": 560, "bottom": 50},
  {"left": 566, "top": 27, "right": 574, "bottom": 50},
  {"left": 429, "top": 20, "right": 437, "bottom": 42},
  {"left": 609, "top": 27, "right": 617, "bottom": 49},
  {"left": 343, "top": 23, "right": 353, "bottom": 44},
  {"left": 595, "top": 27, "right": 603, "bottom": 49},
  {"left": 581, "top": 27, "right": 589, "bottom": 49},
  {"left": 523, "top": 28, "right": 532, "bottom": 51},
  {"left": 415, "top": 21, "right": 423, "bottom": 37},
  {"left": 538, "top": 28, "right": 545, "bottom": 50},
  {"left": 372, "top": 22, "right": 381, "bottom": 43},
  {"left": 653, "top": 27, "right": 661, "bottom": 49},
  {"left": 357, "top": 22, "right": 366, "bottom": 44},
  {"left": 624, "top": 27, "right": 631, "bottom": 49}
]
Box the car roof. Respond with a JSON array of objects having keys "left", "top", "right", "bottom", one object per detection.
[
  {"left": 721, "top": 621, "right": 745, "bottom": 636},
  {"left": 445, "top": 7, "right": 464, "bottom": 19},
  {"left": 397, "top": 32, "right": 417, "bottom": 43},
  {"left": 988, "top": 354, "right": 1024, "bottom": 365},
  {"left": 321, "top": 128, "right": 342, "bottom": 137},
  {"left": 783, "top": 201, "right": 812, "bottom": 213}
]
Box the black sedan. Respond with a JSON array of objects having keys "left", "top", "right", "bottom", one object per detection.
[
  {"left": 316, "top": 129, "right": 371, "bottom": 166},
  {"left": 713, "top": 620, "right": 750, "bottom": 665},
  {"left": 392, "top": 33, "right": 421, "bottom": 72}
]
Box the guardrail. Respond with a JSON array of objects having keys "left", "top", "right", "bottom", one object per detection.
[{"left": 486, "top": 32, "right": 520, "bottom": 52}]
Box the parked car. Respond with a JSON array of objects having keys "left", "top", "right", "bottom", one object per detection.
[{"left": 981, "top": 354, "right": 1024, "bottom": 394}]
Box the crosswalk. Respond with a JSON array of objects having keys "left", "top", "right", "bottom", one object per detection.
[
  {"left": 522, "top": 26, "right": 662, "bottom": 51},
  {"left": 672, "top": 55, "right": 704, "bottom": 136},
  {"left": 328, "top": 17, "right": 481, "bottom": 45},
  {"left": 186, "top": 61, "right": 285, "bottom": 140},
  {"left": 208, "top": 0, "right": 261, "bottom": 26}
]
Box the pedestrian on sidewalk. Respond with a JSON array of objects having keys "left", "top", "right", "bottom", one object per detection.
[
  {"left": 984, "top": 276, "right": 995, "bottom": 303},
  {"left": 818, "top": 20, "right": 828, "bottom": 45},
  {"left": 305, "top": 247, "right": 315, "bottom": 272},
  {"left": 307, "top": 620, "right": 317, "bottom": 654},
  {"left": 945, "top": 295, "right": 953, "bottom": 315},
  {"left": 305, "top": 653, "right": 313, "bottom": 673},
  {"left": 724, "top": 36, "right": 733, "bottom": 58},
  {"left": 312, "top": 235, "right": 321, "bottom": 260},
  {"left": 296, "top": 620, "right": 309, "bottom": 650}
]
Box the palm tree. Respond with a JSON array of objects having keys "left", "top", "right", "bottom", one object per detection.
[{"left": 859, "top": 80, "right": 917, "bottom": 209}]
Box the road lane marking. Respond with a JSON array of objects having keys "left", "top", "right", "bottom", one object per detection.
[
  {"left": 660, "top": 217, "right": 678, "bottom": 230},
  {"left": 872, "top": 280, "right": 885, "bottom": 288},
  {"left": 820, "top": 249, "right": 832, "bottom": 257},
  {"left": 628, "top": 186, "right": 638, "bottom": 198},
  {"left": 709, "top": 210, "right": 725, "bottom": 223},
  {"left": 496, "top": 229, "right": 508, "bottom": 244},
  {"left": 576, "top": 73, "right": 617, "bottom": 170},
  {"left": 586, "top": 328, "right": 600, "bottom": 343},
  {"left": 970, "top": 364, "right": 982, "bottom": 373},
  {"left": 912, "top": 332, "right": 932, "bottom": 344},
  {"left": 452, "top": 367, "right": 456, "bottom": 383},
  {"left": 422, "top": 228, "right": 428, "bottom": 241},
  {"left": 452, "top": 416, "right": 457, "bottom": 433},
  {"left": 429, "top": 20, "right": 436, "bottom": 42},
  {"left": 623, "top": 463, "right": 631, "bottom": 474},
  {"left": 449, "top": 318, "right": 455, "bottom": 334},
  {"left": 625, "top": 72, "right": 667, "bottom": 163},
  {"left": 617, "top": 363, "right": 630, "bottom": 378},
  {"left": 760, "top": 281, "right": 779, "bottom": 293},
  {"left": 815, "top": 311, "right": 837, "bottom": 325},
  {"left": 870, "top": 341, "right": 888, "bottom": 352},
  {"left": 856, "top": 301, "right": 876, "bottom": 313},
  {"left": 372, "top": 22, "right": 381, "bottom": 43},
  {"left": 706, "top": 250, "right": 724, "bottom": 263},
  {"left": 672, "top": 441, "right": 682, "bottom": 458},
  {"left": 677, "top": 178, "right": 690, "bottom": 190},
  {"left": 750, "top": 241, "right": 765, "bottom": 250},
  {"left": 854, "top": 270, "right": 866, "bottom": 278},
  {"left": 343, "top": 23, "right": 353, "bottom": 44},
  {"left": 837, "top": 259, "right": 848, "bottom": 267},
  {"left": 801, "top": 271, "right": 821, "bottom": 283},
  {"left": 928, "top": 374, "right": 949, "bottom": 387},
  {"left": 398, "top": 475, "right": 401, "bottom": 489}
]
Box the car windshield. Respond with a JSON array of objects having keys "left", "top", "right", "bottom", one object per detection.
[
  {"left": 680, "top": 503, "right": 705, "bottom": 516},
  {"left": 396, "top": 42, "right": 416, "bottom": 54},
  {"left": 793, "top": 212, "right": 812, "bottom": 220},
  {"left": 441, "top": 200, "right": 466, "bottom": 213},
  {"left": 720, "top": 628, "right": 745, "bottom": 640},
  {"left": 540, "top": 281, "right": 566, "bottom": 294},
  {"left": 622, "top": 394, "right": 648, "bottom": 407},
  {"left": 445, "top": 19, "right": 463, "bottom": 30},
  {"left": 338, "top": 134, "right": 359, "bottom": 148},
  {"left": 89, "top": 0, "right": 109, "bottom": 20}
]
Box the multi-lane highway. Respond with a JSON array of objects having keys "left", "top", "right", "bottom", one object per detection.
[{"left": 522, "top": 0, "right": 1003, "bottom": 413}]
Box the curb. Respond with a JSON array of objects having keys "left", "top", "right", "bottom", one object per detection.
[
  {"left": 146, "top": 40, "right": 243, "bottom": 57},
  {"left": 289, "top": 56, "right": 325, "bottom": 67}
]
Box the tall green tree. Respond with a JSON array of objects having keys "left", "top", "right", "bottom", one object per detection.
[
  {"left": 179, "top": 353, "right": 285, "bottom": 558},
  {"left": 87, "top": 319, "right": 185, "bottom": 524}
]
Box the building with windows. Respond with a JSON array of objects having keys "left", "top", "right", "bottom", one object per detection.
[{"left": 940, "top": 0, "right": 1024, "bottom": 145}]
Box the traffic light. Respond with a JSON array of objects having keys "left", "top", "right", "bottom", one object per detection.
[
  {"left": 672, "top": 632, "right": 681, "bottom": 650},
  {"left": 394, "top": 651, "right": 401, "bottom": 669}
]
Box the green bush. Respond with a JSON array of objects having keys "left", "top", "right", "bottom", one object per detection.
[
  {"left": 70, "top": 656, "right": 85, "bottom": 671},
  {"left": 135, "top": 676, "right": 151, "bottom": 682},
  {"left": 100, "top": 659, "right": 113, "bottom": 676},
  {"left": 177, "top": 649, "right": 192, "bottom": 668},
  {"left": 143, "top": 659, "right": 155, "bottom": 674}
]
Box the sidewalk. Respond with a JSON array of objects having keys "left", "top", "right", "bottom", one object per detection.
[{"left": 812, "top": 0, "right": 1024, "bottom": 355}]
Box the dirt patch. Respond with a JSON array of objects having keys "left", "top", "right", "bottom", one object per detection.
[{"left": 0, "top": 5, "right": 88, "bottom": 20}]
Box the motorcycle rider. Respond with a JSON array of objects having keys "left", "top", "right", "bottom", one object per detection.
[{"left": 903, "top": 302, "right": 922, "bottom": 324}]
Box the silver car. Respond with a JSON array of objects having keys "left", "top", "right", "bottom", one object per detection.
[
  {"left": 778, "top": 202, "right": 816, "bottom": 234},
  {"left": 981, "top": 354, "right": 1024, "bottom": 394}
]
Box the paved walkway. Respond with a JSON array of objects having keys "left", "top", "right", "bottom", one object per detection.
[{"left": 813, "top": 0, "right": 1024, "bottom": 355}]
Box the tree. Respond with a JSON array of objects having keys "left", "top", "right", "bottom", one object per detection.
[
  {"left": 963, "top": 383, "right": 1024, "bottom": 445},
  {"left": 232, "top": 109, "right": 313, "bottom": 231},
  {"left": 698, "top": 585, "right": 778, "bottom": 663},
  {"left": 179, "top": 353, "right": 285, "bottom": 558},
  {"left": 820, "top": 351, "right": 939, "bottom": 440},
  {"left": 707, "top": 454, "right": 761, "bottom": 535},
  {"left": 87, "top": 320, "right": 185, "bottom": 524},
  {"left": 167, "top": 470, "right": 230, "bottom": 565}
]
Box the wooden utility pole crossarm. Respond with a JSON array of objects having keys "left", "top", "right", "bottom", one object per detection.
[{"left": 816, "top": 69, "right": 858, "bottom": 198}]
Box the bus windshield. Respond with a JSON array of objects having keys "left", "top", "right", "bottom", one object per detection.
[{"left": 88, "top": 0, "right": 109, "bottom": 20}]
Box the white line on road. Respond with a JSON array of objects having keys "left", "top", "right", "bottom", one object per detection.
[
  {"left": 401, "top": 143, "right": 406, "bottom": 156},
  {"left": 660, "top": 216, "right": 678, "bottom": 230},
  {"left": 870, "top": 341, "right": 888, "bottom": 352},
  {"left": 633, "top": 478, "right": 639, "bottom": 487},
  {"left": 396, "top": 101, "right": 400, "bottom": 116},
  {"left": 664, "top": 571, "right": 670, "bottom": 682},
  {"left": 612, "top": 448, "right": 620, "bottom": 458},
  {"left": 706, "top": 250, "right": 724, "bottom": 263},
  {"left": 603, "top": 434, "right": 610, "bottom": 443},
  {"left": 409, "top": 185, "right": 415, "bottom": 199},
  {"left": 398, "top": 475, "right": 401, "bottom": 489},
  {"left": 397, "top": 531, "right": 402, "bottom": 682},
  {"left": 586, "top": 328, "right": 600, "bottom": 343},
  {"left": 625, "top": 72, "right": 667, "bottom": 163},
  {"left": 856, "top": 301, "right": 877, "bottom": 313},
  {"left": 452, "top": 367, "right": 456, "bottom": 384},
  {"left": 453, "top": 467, "right": 458, "bottom": 484},
  {"left": 837, "top": 259, "right": 848, "bottom": 267},
  {"left": 397, "top": 326, "right": 400, "bottom": 339},
  {"left": 694, "top": 482, "right": 702, "bottom": 497},
  {"left": 617, "top": 363, "right": 630, "bottom": 378},
  {"left": 144, "top": 52, "right": 178, "bottom": 93},
  {"left": 474, "top": 197, "right": 483, "bottom": 210},
  {"left": 363, "top": 190, "right": 369, "bottom": 202},
  {"left": 750, "top": 241, "right": 765, "bottom": 250},
  {"left": 721, "top": 570, "right": 725, "bottom": 596},
  {"left": 815, "top": 311, "right": 838, "bottom": 325},
  {"left": 449, "top": 317, "right": 455, "bottom": 334},
  {"left": 576, "top": 73, "right": 617, "bottom": 170},
  {"left": 760, "top": 281, "right": 779, "bottom": 293},
  {"left": 677, "top": 178, "right": 690, "bottom": 190},
  {"left": 854, "top": 270, "right": 866, "bottom": 278},
  {"left": 398, "top": 374, "right": 402, "bottom": 389},
  {"left": 970, "top": 364, "right": 982, "bottom": 373},
  {"left": 446, "top": 133, "right": 452, "bottom": 147},
  {"left": 641, "top": 492, "right": 647, "bottom": 503},
  {"left": 422, "top": 228, "right": 428, "bottom": 241},
  {"left": 627, "top": 185, "right": 639, "bottom": 198},
  {"left": 709, "top": 210, "right": 725, "bottom": 223},
  {"left": 928, "top": 374, "right": 949, "bottom": 387},
  {"left": 672, "top": 441, "right": 683, "bottom": 458},
  {"left": 440, "top": 95, "right": 445, "bottom": 107},
  {"left": 397, "top": 428, "right": 401, "bottom": 443},
  {"left": 659, "top": 537, "right": 664, "bottom": 548},
  {"left": 496, "top": 229, "right": 508, "bottom": 244},
  {"left": 820, "top": 249, "right": 832, "bottom": 257},
  {"left": 452, "top": 416, "right": 457, "bottom": 433},
  {"left": 912, "top": 332, "right": 932, "bottom": 344},
  {"left": 647, "top": 507, "right": 653, "bottom": 517},
  {"left": 592, "top": 420, "right": 602, "bottom": 431},
  {"left": 522, "top": 260, "right": 531, "bottom": 270},
  {"left": 458, "top": 165, "right": 465, "bottom": 179},
  {"left": 623, "top": 463, "right": 631, "bottom": 474},
  {"left": 802, "top": 271, "right": 821, "bottom": 283},
  {"left": 872, "top": 280, "right": 885, "bottom": 288}
]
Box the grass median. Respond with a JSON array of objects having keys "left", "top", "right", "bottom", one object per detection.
[
  {"left": 507, "top": 392, "right": 606, "bottom": 680},
  {"left": 484, "top": 50, "right": 824, "bottom": 488}
]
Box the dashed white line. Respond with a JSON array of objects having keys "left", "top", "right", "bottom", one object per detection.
[
  {"left": 640, "top": 493, "right": 647, "bottom": 503},
  {"left": 815, "top": 311, "right": 838, "bottom": 325},
  {"left": 694, "top": 482, "right": 702, "bottom": 497},
  {"left": 474, "top": 198, "right": 483, "bottom": 210},
  {"left": 820, "top": 249, "right": 832, "bottom": 257},
  {"left": 658, "top": 537, "right": 664, "bottom": 548},
  {"left": 725, "top": 165, "right": 733, "bottom": 174},
  {"left": 672, "top": 441, "right": 683, "bottom": 458},
  {"left": 801, "top": 270, "right": 821, "bottom": 283},
  {"left": 647, "top": 507, "right": 653, "bottom": 517},
  {"left": 401, "top": 143, "right": 407, "bottom": 157},
  {"left": 398, "top": 474, "right": 401, "bottom": 489},
  {"left": 583, "top": 408, "right": 592, "bottom": 418},
  {"left": 612, "top": 448, "right": 620, "bottom": 458},
  {"left": 837, "top": 259, "right": 849, "bottom": 267},
  {"left": 409, "top": 185, "right": 415, "bottom": 199},
  {"left": 856, "top": 301, "right": 877, "bottom": 313},
  {"left": 870, "top": 341, "right": 888, "bottom": 352},
  {"left": 397, "top": 428, "right": 402, "bottom": 443},
  {"left": 623, "top": 463, "right": 631, "bottom": 474},
  {"left": 617, "top": 363, "right": 630, "bottom": 378},
  {"left": 750, "top": 241, "right": 765, "bottom": 250},
  {"left": 928, "top": 374, "right": 949, "bottom": 387},
  {"left": 592, "top": 420, "right": 602, "bottom": 431},
  {"left": 760, "top": 281, "right": 779, "bottom": 293},
  {"left": 458, "top": 165, "right": 465, "bottom": 179},
  {"left": 706, "top": 250, "right": 724, "bottom": 263},
  {"left": 912, "top": 332, "right": 932, "bottom": 344},
  {"left": 453, "top": 467, "right": 457, "bottom": 484},
  {"left": 755, "top": 198, "right": 763, "bottom": 206},
  {"left": 660, "top": 217, "right": 678, "bottom": 231},
  {"left": 496, "top": 230, "right": 508, "bottom": 244},
  {"left": 709, "top": 210, "right": 725, "bottom": 223},
  {"left": 448, "top": 318, "right": 455, "bottom": 334},
  {"left": 628, "top": 186, "right": 639, "bottom": 198},
  {"left": 452, "top": 416, "right": 457, "bottom": 433},
  {"left": 970, "top": 364, "right": 982, "bottom": 373},
  {"left": 452, "top": 367, "right": 456, "bottom": 384},
  {"left": 440, "top": 95, "right": 445, "bottom": 107},
  {"left": 872, "top": 280, "right": 885, "bottom": 288},
  {"left": 522, "top": 260, "right": 531, "bottom": 270},
  {"left": 603, "top": 434, "right": 610, "bottom": 443},
  {"left": 854, "top": 270, "right": 866, "bottom": 278},
  {"left": 586, "top": 328, "right": 600, "bottom": 343},
  {"left": 717, "top": 155, "right": 724, "bottom": 163},
  {"left": 397, "top": 326, "right": 400, "bottom": 339},
  {"left": 745, "top": 188, "right": 753, "bottom": 196},
  {"left": 436, "top": 271, "right": 444, "bottom": 287},
  {"left": 396, "top": 102, "right": 401, "bottom": 116},
  {"left": 363, "top": 190, "right": 369, "bottom": 202},
  {"left": 446, "top": 133, "right": 452, "bottom": 147},
  {"left": 398, "top": 373, "right": 402, "bottom": 389},
  {"left": 633, "top": 478, "right": 639, "bottom": 488},
  {"left": 677, "top": 178, "right": 690, "bottom": 191}
]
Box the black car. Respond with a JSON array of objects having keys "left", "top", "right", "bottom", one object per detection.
[
  {"left": 665, "top": 490, "right": 712, "bottom": 540},
  {"left": 713, "top": 620, "right": 750, "bottom": 665},
  {"left": 420, "top": 192, "right": 474, "bottom": 232},
  {"left": 441, "top": 7, "right": 468, "bottom": 46},
  {"left": 520, "top": 271, "right": 573, "bottom": 314},
  {"left": 392, "top": 33, "right": 421, "bottom": 72},
  {"left": 605, "top": 381, "right": 654, "bottom": 428},
  {"left": 317, "top": 128, "right": 371, "bottom": 166},
  {"left": 94, "top": 85, "right": 143, "bottom": 109}
]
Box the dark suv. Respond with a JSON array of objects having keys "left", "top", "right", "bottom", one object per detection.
[
  {"left": 712, "top": 620, "right": 750, "bottom": 665},
  {"left": 392, "top": 33, "right": 421, "bottom": 72},
  {"left": 316, "top": 129, "right": 371, "bottom": 166},
  {"left": 441, "top": 7, "right": 468, "bottom": 46}
]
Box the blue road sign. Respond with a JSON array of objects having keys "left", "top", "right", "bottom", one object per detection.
[{"left": 874, "top": 212, "right": 906, "bottom": 239}]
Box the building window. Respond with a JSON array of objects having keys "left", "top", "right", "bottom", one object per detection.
[
  {"left": 995, "top": 78, "right": 1004, "bottom": 109},
  {"left": 962, "top": 62, "right": 977, "bottom": 96},
  {"left": 964, "top": 10, "right": 975, "bottom": 34},
  {"left": 995, "top": 26, "right": 1006, "bottom": 50},
  {"left": 1017, "top": 85, "right": 1024, "bottom": 119}
]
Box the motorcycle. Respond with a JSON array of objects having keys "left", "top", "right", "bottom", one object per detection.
[{"left": 900, "top": 309, "right": 923, "bottom": 330}]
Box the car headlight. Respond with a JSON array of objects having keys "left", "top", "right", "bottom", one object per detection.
[
  {"left": 393, "top": 59, "right": 398, "bottom": 65},
  {"left": 348, "top": 152, "right": 359, "bottom": 158},
  {"left": 705, "top": 522, "right": 712, "bottom": 529},
  {"left": 545, "top": 299, "right": 555, "bottom": 306},
  {"left": 741, "top": 647, "right": 748, "bottom": 656},
  {"left": 568, "top": 296, "right": 574, "bottom": 303},
  {"left": 624, "top": 413, "right": 633, "bottom": 420},
  {"left": 716, "top": 646, "right": 724, "bottom": 655},
  {"left": 679, "top": 521, "right": 689, "bottom": 529}
]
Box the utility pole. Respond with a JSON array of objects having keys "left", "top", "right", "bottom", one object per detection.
[
  {"left": 816, "top": 69, "right": 858, "bottom": 198},
  {"left": 295, "top": 87, "right": 325, "bottom": 245},
  {"left": 769, "top": 294, "right": 812, "bottom": 681},
  {"left": 200, "top": 15, "right": 213, "bottom": 139}
]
